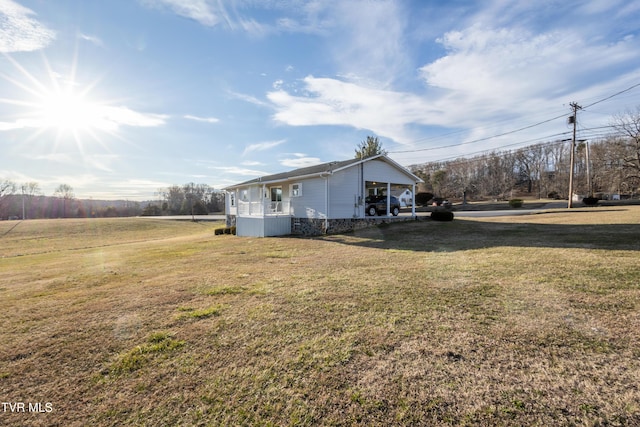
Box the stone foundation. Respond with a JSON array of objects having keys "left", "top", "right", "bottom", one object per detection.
[
  {"left": 227, "top": 214, "right": 420, "bottom": 237},
  {"left": 292, "top": 216, "right": 419, "bottom": 236}
]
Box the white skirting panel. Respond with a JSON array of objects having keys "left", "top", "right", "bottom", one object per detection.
[{"left": 236, "top": 216, "right": 292, "bottom": 237}]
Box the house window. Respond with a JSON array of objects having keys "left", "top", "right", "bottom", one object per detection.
[
  {"left": 230, "top": 192, "right": 236, "bottom": 207},
  {"left": 290, "top": 183, "right": 302, "bottom": 197},
  {"left": 240, "top": 189, "right": 248, "bottom": 201}
]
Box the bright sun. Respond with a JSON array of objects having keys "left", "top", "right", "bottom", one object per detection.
[{"left": 38, "top": 89, "right": 102, "bottom": 133}]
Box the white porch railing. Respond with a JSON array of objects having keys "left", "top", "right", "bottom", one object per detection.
[{"left": 237, "top": 200, "right": 291, "bottom": 216}]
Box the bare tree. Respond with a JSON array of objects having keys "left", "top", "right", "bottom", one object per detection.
[
  {"left": 54, "top": 184, "right": 75, "bottom": 217},
  {"left": 0, "top": 179, "right": 17, "bottom": 217},
  {"left": 161, "top": 185, "right": 184, "bottom": 214},
  {"left": 20, "top": 182, "right": 41, "bottom": 219},
  {"left": 611, "top": 107, "right": 640, "bottom": 192}
]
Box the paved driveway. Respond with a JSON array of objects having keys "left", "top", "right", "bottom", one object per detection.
[{"left": 140, "top": 215, "right": 225, "bottom": 221}]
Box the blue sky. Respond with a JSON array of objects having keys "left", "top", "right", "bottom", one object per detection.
[{"left": 1, "top": 0, "right": 640, "bottom": 200}]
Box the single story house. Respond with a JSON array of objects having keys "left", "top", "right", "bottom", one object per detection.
[{"left": 223, "top": 154, "right": 424, "bottom": 237}]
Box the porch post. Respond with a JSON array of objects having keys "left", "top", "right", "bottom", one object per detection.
[
  {"left": 386, "top": 182, "right": 391, "bottom": 215},
  {"left": 324, "top": 175, "right": 330, "bottom": 232},
  {"left": 412, "top": 183, "right": 416, "bottom": 218}
]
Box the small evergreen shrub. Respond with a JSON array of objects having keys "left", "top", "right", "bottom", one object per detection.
[
  {"left": 582, "top": 196, "right": 599, "bottom": 206},
  {"left": 415, "top": 192, "right": 434, "bottom": 206},
  {"left": 431, "top": 211, "right": 454, "bottom": 221},
  {"left": 508, "top": 199, "right": 523, "bottom": 208}
]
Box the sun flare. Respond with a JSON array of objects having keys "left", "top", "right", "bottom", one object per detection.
[{"left": 38, "top": 88, "right": 103, "bottom": 133}]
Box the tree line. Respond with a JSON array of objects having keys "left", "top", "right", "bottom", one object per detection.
[
  {"left": 142, "top": 183, "right": 224, "bottom": 216},
  {"left": 0, "top": 181, "right": 225, "bottom": 220},
  {"left": 409, "top": 109, "right": 640, "bottom": 202}
]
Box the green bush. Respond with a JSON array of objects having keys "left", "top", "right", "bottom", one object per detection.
[
  {"left": 508, "top": 199, "right": 523, "bottom": 208},
  {"left": 582, "top": 197, "right": 598, "bottom": 206}
]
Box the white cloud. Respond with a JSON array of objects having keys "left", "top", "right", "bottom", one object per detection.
[
  {"left": 184, "top": 114, "right": 219, "bottom": 123},
  {"left": 0, "top": 105, "right": 167, "bottom": 133},
  {"left": 419, "top": 23, "right": 639, "bottom": 123},
  {"left": 145, "top": 0, "right": 220, "bottom": 26},
  {"left": 0, "top": 119, "right": 29, "bottom": 130},
  {"left": 268, "top": 6, "right": 640, "bottom": 151},
  {"left": 85, "top": 105, "right": 168, "bottom": 130},
  {"left": 34, "top": 153, "right": 73, "bottom": 163},
  {"left": 242, "top": 139, "right": 286, "bottom": 156},
  {"left": 118, "top": 179, "right": 170, "bottom": 190},
  {"left": 143, "top": 0, "right": 269, "bottom": 35},
  {"left": 227, "top": 90, "right": 270, "bottom": 107},
  {"left": 212, "top": 166, "right": 267, "bottom": 176},
  {"left": 79, "top": 33, "right": 104, "bottom": 47},
  {"left": 0, "top": 0, "right": 55, "bottom": 52},
  {"left": 280, "top": 153, "right": 321, "bottom": 168},
  {"left": 267, "top": 76, "right": 435, "bottom": 144},
  {"left": 328, "top": 0, "right": 409, "bottom": 86}
]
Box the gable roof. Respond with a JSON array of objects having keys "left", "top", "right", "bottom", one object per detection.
[{"left": 223, "top": 154, "right": 423, "bottom": 190}]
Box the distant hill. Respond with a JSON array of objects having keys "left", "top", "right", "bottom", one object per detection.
[{"left": 0, "top": 194, "right": 152, "bottom": 220}]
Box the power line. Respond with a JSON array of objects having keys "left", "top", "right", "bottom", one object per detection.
[
  {"left": 410, "top": 134, "right": 571, "bottom": 166},
  {"left": 407, "top": 125, "right": 626, "bottom": 167},
  {"left": 390, "top": 112, "right": 568, "bottom": 154},
  {"left": 389, "top": 81, "right": 640, "bottom": 156},
  {"left": 582, "top": 82, "right": 640, "bottom": 110}
]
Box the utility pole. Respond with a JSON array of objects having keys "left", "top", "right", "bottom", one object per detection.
[
  {"left": 585, "top": 140, "right": 591, "bottom": 197},
  {"left": 567, "top": 102, "right": 582, "bottom": 208},
  {"left": 21, "top": 184, "right": 26, "bottom": 220}
]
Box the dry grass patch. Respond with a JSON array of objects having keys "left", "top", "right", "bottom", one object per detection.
[
  {"left": 107, "top": 332, "right": 185, "bottom": 376},
  {"left": 1, "top": 211, "right": 639, "bottom": 426}
]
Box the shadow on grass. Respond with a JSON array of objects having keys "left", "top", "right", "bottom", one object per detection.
[{"left": 318, "top": 215, "right": 640, "bottom": 253}]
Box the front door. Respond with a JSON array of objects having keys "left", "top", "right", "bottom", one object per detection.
[{"left": 270, "top": 187, "right": 282, "bottom": 212}]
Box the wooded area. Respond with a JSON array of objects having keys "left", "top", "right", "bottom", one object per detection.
[
  {"left": 410, "top": 107, "right": 640, "bottom": 201},
  {"left": 410, "top": 134, "right": 640, "bottom": 201}
]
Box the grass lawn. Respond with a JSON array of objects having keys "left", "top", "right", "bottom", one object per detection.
[{"left": 1, "top": 209, "right": 640, "bottom": 426}]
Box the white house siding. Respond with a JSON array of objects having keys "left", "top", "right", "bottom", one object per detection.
[
  {"left": 328, "top": 168, "right": 362, "bottom": 219},
  {"left": 289, "top": 178, "right": 326, "bottom": 219},
  {"left": 363, "top": 159, "right": 416, "bottom": 185}
]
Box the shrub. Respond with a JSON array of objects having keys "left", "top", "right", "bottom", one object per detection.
[
  {"left": 141, "top": 203, "right": 162, "bottom": 216},
  {"left": 415, "top": 192, "right": 434, "bottom": 206},
  {"left": 582, "top": 196, "right": 599, "bottom": 206},
  {"left": 431, "top": 211, "right": 454, "bottom": 221},
  {"left": 547, "top": 191, "right": 560, "bottom": 199},
  {"left": 508, "top": 199, "right": 523, "bottom": 208}
]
